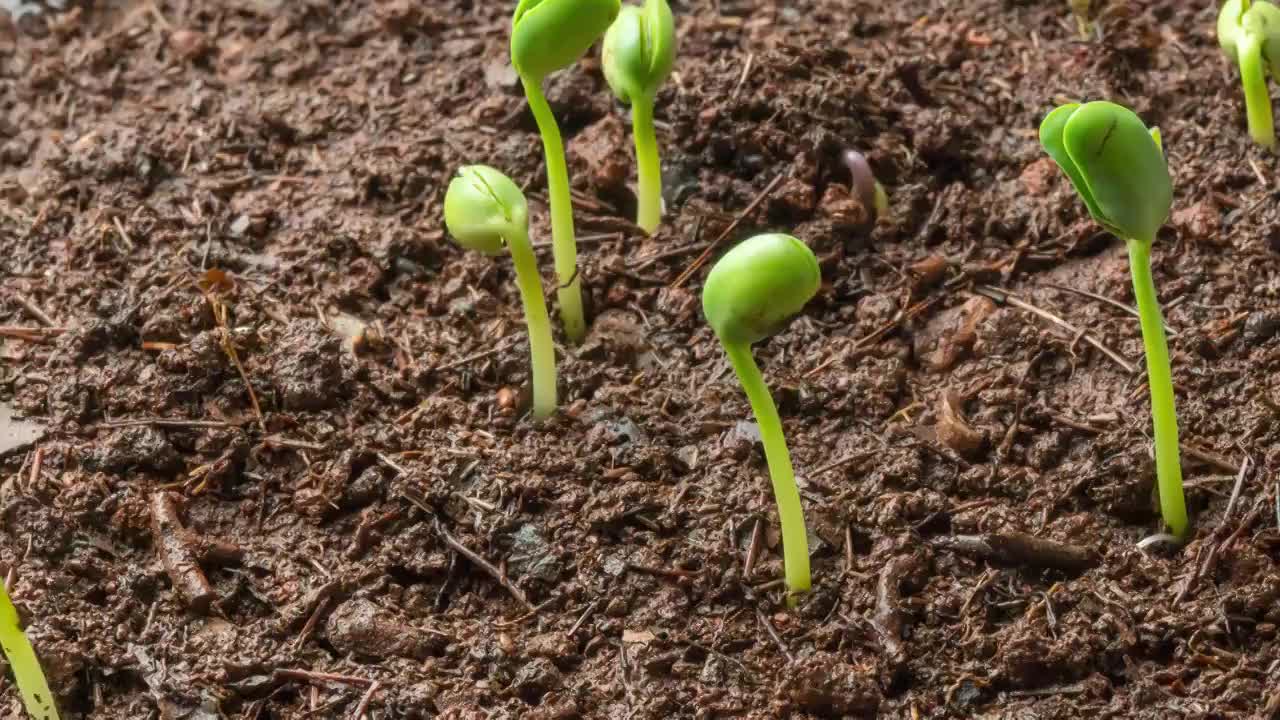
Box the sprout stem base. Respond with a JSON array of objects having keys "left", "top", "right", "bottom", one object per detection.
[
  {"left": 507, "top": 225, "right": 558, "bottom": 418},
  {"left": 631, "top": 96, "right": 662, "bottom": 234},
  {"left": 723, "top": 341, "right": 811, "bottom": 603},
  {"left": 1127, "top": 238, "right": 1188, "bottom": 538},
  {"left": 1239, "top": 34, "right": 1276, "bottom": 149}
]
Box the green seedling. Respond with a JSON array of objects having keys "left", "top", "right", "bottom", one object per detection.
[
  {"left": 444, "top": 165, "right": 557, "bottom": 418},
  {"left": 703, "top": 233, "right": 820, "bottom": 604},
  {"left": 1218, "top": 0, "right": 1280, "bottom": 148},
  {"left": 602, "top": 0, "right": 676, "bottom": 234},
  {"left": 511, "top": 0, "right": 621, "bottom": 343},
  {"left": 0, "top": 580, "right": 59, "bottom": 720},
  {"left": 1039, "top": 101, "right": 1188, "bottom": 538}
]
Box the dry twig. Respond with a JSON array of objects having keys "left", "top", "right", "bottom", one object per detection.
[
  {"left": 975, "top": 285, "right": 1135, "bottom": 374},
  {"left": 934, "top": 532, "right": 1097, "bottom": 573},
  {"left": 435, "top": 520, "right": 537, "bottom": 613}
]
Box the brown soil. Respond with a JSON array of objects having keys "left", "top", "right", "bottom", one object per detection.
[{"left": 3, "top": 0, "right": 1280, "bottom": 717}]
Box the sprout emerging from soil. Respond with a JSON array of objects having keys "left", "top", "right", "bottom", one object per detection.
[
  {"left": 1039, "top": 101, "right": 1188, "bottom": 538},
  {"left": 1218, "top": 0, "right": 1280, "bottom": 148},
  {"left": 0, "top": 580, "right": 60, "bottom": 720},
  {"left": 602, "top": 0, "right": 677, "bottom": 234},
  {"left": 511, "top": 0, "right": 622, "bottom": 342},
  {"left": 703, "top": 233, "right": 820, "bottom": 603},
  {"left": 444, "top": 165, "right": 557, "bottom": 418},
  {"left": 842, "top": 149, "right": 889, "bottom": 222},
  {"left": 1069, "top": 0, "right": 1092, "bottom": 38}
]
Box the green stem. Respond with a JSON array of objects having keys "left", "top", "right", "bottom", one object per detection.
[
  {"left": 631, "top": 95, "right": 662, "bottom": 234},
  {"left": 506, "top": 224, "right": 557, "bottom": 419},
  {"left": 522, "top": 77, "right": 587, "bottom": 343},
  {"left": 1127, "top": 238, "right": 1188, "bottom": 538},
  {"left": 0, "top": 580, "right": 60, "bottom": 720},
  {"left": 723, "top": 341, "right": 811, "bottom": 603},
  {"left": 1239, "top": 34, "right": 1276, "bottom": 149}
]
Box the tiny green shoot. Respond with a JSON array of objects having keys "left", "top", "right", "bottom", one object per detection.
[
  {"left": 1039, "top": 101, "right": 1188, "bottom": 538},
  {"left": 0, "top": 579, "right": 60, "bottom": 720},
  {"left": 444, "top": 165, "right": 557, "bottom": 419},
  {"left": 602, "top": 0, "right": 677, "bottom": 234},
  {"left": 703, "top": 233, "right": 820, "bottom": 604},
  {"left": 1218, "top": 0, "right": 1280, "bottom": 148},
  {"left": 511, "top": 0, "right": 621, "bottom": 342}
]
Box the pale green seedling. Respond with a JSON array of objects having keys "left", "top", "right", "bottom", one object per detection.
[
  {"left": 602, "top": 0, "right": 677, "bottom": 233},
  {"left": 1218, "top": 0, "right": 1280, "bottom": 148},
  {"left": 703, "top": 233, "right": 820, "bottom": 604},
  {"left": 511, "top": 0, "right": 621, "bottom": 342},
  {"left": 1040, "top": 101, "right": 1188, "bottom": 538},
  {"left": 444, "top": 166, "right": 557, "bottom": 418}
]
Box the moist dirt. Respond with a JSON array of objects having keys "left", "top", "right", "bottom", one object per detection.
[{"left": 2, "top": 0, "right": 1280, "bottom": 717}]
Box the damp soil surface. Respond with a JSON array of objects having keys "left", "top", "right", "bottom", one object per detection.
[{"left": 3, "top": 0, "right": 1280, "bottom": 717}]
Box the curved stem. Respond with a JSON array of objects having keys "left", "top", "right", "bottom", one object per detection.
[
  {"left": 506, "top": 224, "right": 558, "bottom": 419},
  {"left": 522, "top": 78, "right": 587, "bottom": 343},
  {"left": 1239, "top": 34, "right": 1276, "bottom": 148},
  {"left": 1127, "top": 238, "right": 1188, "bottom": 539},
  {"left": 631, "top": 95, "right": 663, "bottom": 234},
  {"left": 0, "top": 580, "right": 60, "bottom": 720},
  {"left": 723, "top": 341, "right": 811, "bottom": 604}
]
